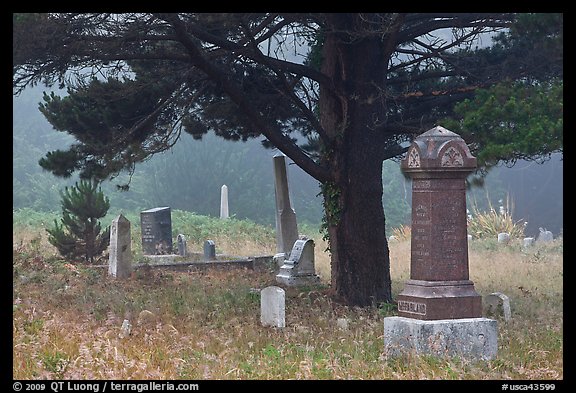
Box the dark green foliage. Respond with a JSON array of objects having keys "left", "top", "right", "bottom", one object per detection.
[
  {"left": 13, "top": 13, "right": 563, "bottom": 183},
  {"left": 46, "top": 180, "right": 111, "bottom": 263},
  {"left": 443, "top": 80, "right": 563, "bottom": 172},
  {"left": 37, "top": 77, "right": 176, "bottom": 181}
]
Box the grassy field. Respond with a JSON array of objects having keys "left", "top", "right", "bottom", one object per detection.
[{"left": 12, "top": 209, "right": 563, "bottom": 380}]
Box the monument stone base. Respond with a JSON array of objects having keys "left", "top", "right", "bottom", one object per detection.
[
  {"left": 275, "top": 270, "right": 320, "bottom": 286},
  {"left": 142, "top": 254, "right": 180, "bottom": 264},
  {"left": 383, "top": 316, "right": 498, "bottom": 361},
  {"left": 397, "top": 279, "right": 482, "bottom": 320},
  {"left": 273, "top": 253, "right": 287, "bottom": 268}
]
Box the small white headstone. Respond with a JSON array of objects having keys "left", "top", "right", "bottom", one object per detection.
[
  {"left": 260, "top": 286, "right": 285, "bottom": 328},
  {"left": 523, "top": 237, "right": 535, "bottom": 248},
  {"left": 336, "top": 318, "right": 349, "bottom": 330},
  {"left": 497, "top": 232, "right": 510, "bottom": 244},
  {"left": 119, "top": 319, "right": 132, "bottom": 338}
]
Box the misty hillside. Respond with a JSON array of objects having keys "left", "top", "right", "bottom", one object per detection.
[{"left": 13, "top": 85, "right": 562, "bottom": 236}]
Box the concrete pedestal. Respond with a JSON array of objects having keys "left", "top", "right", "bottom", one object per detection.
[
  {"left": 383, "top": 316, "right": 498, "bottom": 360},
  {"left": 275, "top": 271, "right": 320, "bottom": 286}
]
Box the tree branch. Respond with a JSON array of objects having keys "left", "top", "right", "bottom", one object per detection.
[{"left": 157, "top": 13, "right": 333, "bottom": 183}]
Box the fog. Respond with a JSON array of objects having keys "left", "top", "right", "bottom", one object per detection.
[
  {"left": 491, "top": 154, "right": 563, "bottom": 237},
  {"left": 13, "top": 85, "right": 562, "bottom": 236}
]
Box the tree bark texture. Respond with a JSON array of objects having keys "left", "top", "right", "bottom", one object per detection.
[{"left": 320, "top": 14, "right": 393, "bottom": 306}]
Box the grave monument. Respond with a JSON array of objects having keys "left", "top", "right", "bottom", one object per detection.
[
  {"left": 260, "top": 286, "right": 286, "bottom": 328},
  {"left": 384, "top": 126, "right": 498, "bottom": 360},
  {"left": 273, "top": 152, "right": 299, "bottom": 263},
  {"left": 220, "top": 184, "right": 229, "bottom": 219},
  {"left": 276, "top": 238, "right": 320, "bottom": 286},
  {"left": 204, "top": 240, "right": 216, "bottom": 261},
  {"left": 140, "top": 207, "right": 173, "bottom": 255},
  {"left": 108, "top": 214, "right": 132, "bottom": 279}
]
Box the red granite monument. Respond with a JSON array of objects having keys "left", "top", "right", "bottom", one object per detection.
[{"left": 397, "top": 126, "right": 482, "bottom": 320}]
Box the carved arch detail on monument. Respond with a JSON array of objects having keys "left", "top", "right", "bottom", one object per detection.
[
  {"left": 407, "top": 147, "right": 421, "bottom": 168},
  {"left": 440, "top": 146, "right": 464, "bottom": 167}
]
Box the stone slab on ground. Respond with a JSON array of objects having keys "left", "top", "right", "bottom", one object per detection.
[{"left": 383, "top": 316, "right": 498, "bottom": 361}]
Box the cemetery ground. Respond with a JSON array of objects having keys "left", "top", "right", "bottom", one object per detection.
[{"left": 13, "top": 209, "right": 562, "bottom": 380}]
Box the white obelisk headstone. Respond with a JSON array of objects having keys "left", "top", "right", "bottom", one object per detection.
[{"left": 220, "top": 184, "right": 229, "bottom": 219}]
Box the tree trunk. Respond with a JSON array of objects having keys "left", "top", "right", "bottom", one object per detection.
[
  {"left": 324, "top": 131, "right": 393, "bottom": 306},
  {"left": 319, "top": 14, "right": 394, "bottom": 306}
]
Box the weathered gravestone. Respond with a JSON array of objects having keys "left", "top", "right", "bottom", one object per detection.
[
  {"left": 119, "top": 319, "right": 132, "bottom": 339},
  {"left": 523, "top": 237, "right": 535, "bottom": 248},
  {"left": 485, "top": 292, "right": 511, "bottom": 321},
  {"left": 537, "top": 227, "right": 554, "bottom": 243},
  {"left": 276, "top": 238, "right": 320, "bottom": 286},
  {"left": 108, "top": 214, "right": 132, "bottom": 279},
  {"left": 220, "top": 184, "right": 229, "bottom": 219},
  {"left": 177, "top": 234, "right": 187, "bottom": 257},
  {"left": 273, "top": 152, "right": 299, "bottom": 262},
  {"left": 498, "top": 233, "right": 510, "bottom": 244},
  {"left": 204, "top": 240, "right": 216, "bottom": 261},
  {"left": 384, "top": 126, "right": 497, "bottom": 360},
  {"left": 141, "top": 207, "right": 173, "bottom": 255},
  {"left": 260, "top": 286, "right": 286, "bottom": 328}
]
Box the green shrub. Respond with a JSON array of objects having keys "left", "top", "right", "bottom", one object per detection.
[
  {"left": 46, "top": 180, "right": 110, "bottom": 263},
  {"left": 467, "top": 195, "right": 526, "bottom": 239}
]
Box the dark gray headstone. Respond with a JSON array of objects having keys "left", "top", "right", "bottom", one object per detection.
[
  {"left": 273, "top": 152, "right": 299, "bottom": 256},
  {"left": 204, "top": 240, "right": 216, "bottom": 260},
  {"left": 140, "top": 207, "right": 172, "bottom": 255}
]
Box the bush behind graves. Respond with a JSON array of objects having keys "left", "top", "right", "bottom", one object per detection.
[
  {"left": 46, "top": 180, "right": 111, "bottom": 264},
  {"left": 467, "top": 194, "right": 526, "bottom": 239}
]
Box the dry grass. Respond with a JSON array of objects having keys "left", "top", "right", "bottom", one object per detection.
[{"left": 13, "top": 221, "right": 563, "bottom": 380}]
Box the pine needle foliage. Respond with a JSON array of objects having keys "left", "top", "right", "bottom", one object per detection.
[{"left": 46, "top": 179, "right": 110, "bottom": 263}]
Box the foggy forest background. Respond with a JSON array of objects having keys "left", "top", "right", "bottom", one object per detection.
[{"left": 13, "top": 85, "right": 563, "bottom": 238}]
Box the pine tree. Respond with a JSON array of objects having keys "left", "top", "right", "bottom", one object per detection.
[{"left": 47, "top": 179, "right": 111, "bottom": 263}]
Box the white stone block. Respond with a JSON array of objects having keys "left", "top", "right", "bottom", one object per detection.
[
  {"left": 383, "top": 316, "right": 498, "bottom": 360},
  {"left": 261, "top": 286, "right": 285, "bottom": 328}
]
